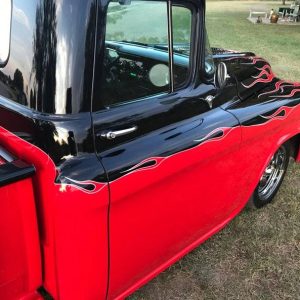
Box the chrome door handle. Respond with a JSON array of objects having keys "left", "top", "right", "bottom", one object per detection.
[{"left": 100, "top": 126, "right": 138, "bottom": 140}]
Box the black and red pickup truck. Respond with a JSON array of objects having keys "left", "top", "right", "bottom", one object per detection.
[{"left": 0, "top": 0, "right": 300, "bottom": 299}]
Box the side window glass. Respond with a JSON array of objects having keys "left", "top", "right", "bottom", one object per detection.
[
  {"left": 172, "top": 6, "right": 192, "bottom": 87},
  {"left": 102, "top": 0, "right": 169, "bottom": 107},
  {"left": 100, "top": 0, "right": 192, "bottom": 108},
  {"left": 0, "top": 0, "right": 12, "bottom": 66}
]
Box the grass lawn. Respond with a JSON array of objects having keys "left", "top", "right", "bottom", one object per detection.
[
  {"left": 130, "top": 1, "right": 300, "bottom": 299},
  {"left": 206, "top": 1, "right": 300, "bottom": 82}
]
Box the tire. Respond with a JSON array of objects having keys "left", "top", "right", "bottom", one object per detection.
[{"left": 249, "top": 142, "right": 290, "bottom": 209}]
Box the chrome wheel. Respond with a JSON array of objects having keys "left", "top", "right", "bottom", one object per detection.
[{"left": 258, "top": 146, "right": 288, "bottom": 202}]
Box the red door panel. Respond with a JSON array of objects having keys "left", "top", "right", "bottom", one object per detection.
[{"left": 106, "top": 124, "right": 243, "bottom": 299}]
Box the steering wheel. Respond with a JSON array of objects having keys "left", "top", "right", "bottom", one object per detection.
[
  {"left": 104, "top": 49, "right": 121, "bottom": 69},
  {"left": 104, "top": 49, "right": 122, "bottom": 83}
]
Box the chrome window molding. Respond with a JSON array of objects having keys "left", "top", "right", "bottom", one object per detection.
[{"left": 0, "top": 0, "right": 12, "bottom": 67}]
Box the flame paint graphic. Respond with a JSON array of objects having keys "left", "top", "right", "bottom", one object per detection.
[
  {"left": 260, "top": 106, "right": 294, "bottom": 121},
  {"left": 194, "top": 127, "right": 233, "bottom": 143},
  {"left": 122, "top": 157, "right": 167, "bottom": 174},
  {"left": 225, "top": 55, "right": 300, "bottom": 99},
  {"left": 120, "top": 127, "right": 235, "bottom": 177},
  {"left": 242, "top": 65, "right": 275, "bottom": 89},
  {"left": 219, "top": 54, "right": 300, "bottom": 99},
  {"left": 259, "top": 80, "right": 300, "bottom": 99},
  {"left": 58, "top": 177, "right": 107, "bottom": 194},
  {"left": 258, "top": 80, "right": 287, "bottom": 98},
  {"left": 273, "top": 88, "right": 300, "bottom": 98},
  {"left": 258, "top": 80, "right": 300, "bottom": 99}
]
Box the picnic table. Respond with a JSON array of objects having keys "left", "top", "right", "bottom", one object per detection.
[
  {"left": 278, "top": 7, "right": 293, "bottom": 17},
  {"left": 278, "top": 6, "right": 300, "bottom": 21}
]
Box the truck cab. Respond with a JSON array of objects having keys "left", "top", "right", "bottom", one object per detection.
[{"left": 1, "top": 1, "right": 300, "bottom": 299}]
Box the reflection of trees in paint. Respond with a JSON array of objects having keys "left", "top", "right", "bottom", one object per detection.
[
  {"left": 0, "top": 69, "right": 27, "bottom": 105},
  {"left": 30, "top": 89, "right": 37, "bottom": 109},
  {"left": 13, "top": 69, "right": 24, "bottom": 92},
  {"left": 32, "top": 0, "right": 57, "bottom": 113},
  {"left": 13, "top": 69, "right": 27, "bottom": 105}
]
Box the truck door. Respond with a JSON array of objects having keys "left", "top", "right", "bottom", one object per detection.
[{"left": 92, "top": 0, "right": 243, "bottom": 298}]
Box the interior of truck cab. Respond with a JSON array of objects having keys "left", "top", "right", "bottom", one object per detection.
[{"left": 102, "top": 41, "right": 190, "bottom": 106}]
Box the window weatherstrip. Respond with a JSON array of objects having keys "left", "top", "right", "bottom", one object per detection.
[{"left": 167, "top": 0, "right": 174, "bottom": 93}]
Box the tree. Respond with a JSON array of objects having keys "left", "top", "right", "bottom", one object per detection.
[{"left": 13, "top": 69, "right": 24, "bottom": 92}]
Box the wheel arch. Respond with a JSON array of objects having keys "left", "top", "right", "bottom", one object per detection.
[
  {"left": 252, "top": 131, "right": 300, "bottom": 199},
  {"left": 277, "top": 132, "right": 300, "bottom": 161},
  {"left": 247, "top": 132, "right": 298, "bottom": 209},
  {"left": 288, "top": 133, "right": 300, "bottom": 162}
]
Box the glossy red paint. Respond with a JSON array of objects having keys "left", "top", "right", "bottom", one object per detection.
[
  {"left": 107, "top": 104, "right": 300, "bottom": 299},
  {"left": 20, "top": 292, "right": 43, "bottom": 300},
  {"left": 1, "top": 99, "right": 300, "bottom": 300},
  {"left": 107, "top": 125, "right": 246, "bottom": 299},
  {"left": 1, "top": 106, "right": 300, "bottom": 300},
  {"left": 0, "top": 177, "right": 42, "bottom": 300},
  {"left": 0, "top": 127, "right": 109, "bottom": 300},
  {"left": 237, "top": 104, "right": 300, "bottom": 210}
]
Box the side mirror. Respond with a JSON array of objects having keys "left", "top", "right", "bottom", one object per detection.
[
  {"left": 215, "top": 62, "right": 228, "bottom": 89},
  {"left": 0, "top": 0, "right": 12, "bottom": 67}
]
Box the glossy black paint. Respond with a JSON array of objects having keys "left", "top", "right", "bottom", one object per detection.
[
  {"left": 0, "top": 0, "right": 108, "bottom": 183},
  {"left": 0, "top": 0, "right": 97, "bottom": 114},
  {"left": 94, "top": 100, "right": 239, "bottom": 181},
  {"left": 0, "top": 97, "right": 107, "bottom": 183},
  {"left": 92, "top": 0, "right": 243, "bottom": 182}
]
